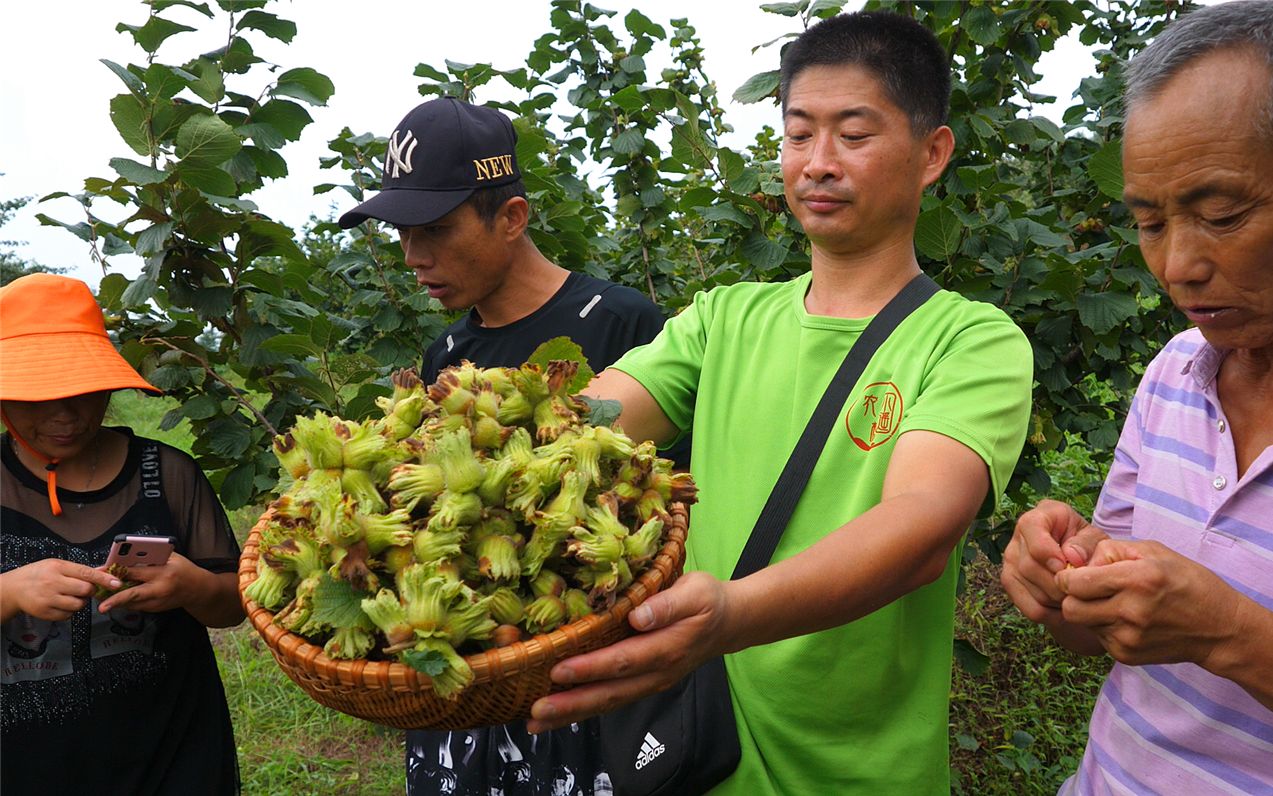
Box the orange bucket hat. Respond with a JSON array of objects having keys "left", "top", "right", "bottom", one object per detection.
[{"left": 0, "top": 273, "right": 161, "bottom": 401}]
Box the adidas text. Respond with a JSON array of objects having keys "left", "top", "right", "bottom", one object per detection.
[{"left": 635, "top": 732, "right": 666, "bottom": 770}]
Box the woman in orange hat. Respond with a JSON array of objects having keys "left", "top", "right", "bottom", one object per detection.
[{"left": 0, "top": 274, "right": 242, "bottom": 795}]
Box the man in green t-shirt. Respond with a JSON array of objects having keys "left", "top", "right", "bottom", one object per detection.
[{"left": 527, "top": 11, "right": 1033, "bottom": 794}]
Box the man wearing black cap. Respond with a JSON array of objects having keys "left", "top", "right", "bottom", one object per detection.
[
  {"left": 338, "top": 96, "right": 671, "bottom": 796},
  {"left": 338, "top": 96, "right": 669, "bottom": 387}
]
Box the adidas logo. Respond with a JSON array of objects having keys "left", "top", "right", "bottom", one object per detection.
[{"left": 634, "top": 731, "right": 666, "bottom": 770}]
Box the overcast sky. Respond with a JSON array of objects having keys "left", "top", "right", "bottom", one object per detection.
[{"left": 1, "top": 1, "right": 1092, "bottom": 289}]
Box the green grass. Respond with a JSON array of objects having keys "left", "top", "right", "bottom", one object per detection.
[
  {"left": 108, "top": 388, "right": 1110, "bottom": 794},
  {"left": 948, "top": 555, "right": 1109, "bottom": 794},
  {"left": 212, "top": 622, "right": 402, "bottom": 794}
]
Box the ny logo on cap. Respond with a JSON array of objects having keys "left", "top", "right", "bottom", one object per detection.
[{"left": 386, "top": 129, "right": 418, "bottom": 179}]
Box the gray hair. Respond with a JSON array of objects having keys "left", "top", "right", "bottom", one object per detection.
[{"left": 1124, "top": 0, "right": 1273, "bottom": 139}]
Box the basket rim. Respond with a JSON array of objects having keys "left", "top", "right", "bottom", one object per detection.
[{"left": 238, "top": 502, "right": 688, "bottom": 693}]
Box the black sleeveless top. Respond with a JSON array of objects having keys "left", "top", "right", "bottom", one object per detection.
[{"left": 1, "top": 429, "right": 240, "bottom": 795}]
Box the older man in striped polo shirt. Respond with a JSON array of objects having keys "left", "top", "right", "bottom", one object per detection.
[{"left": 1000, "top": 1, "right": 1273, "bottom": 793}]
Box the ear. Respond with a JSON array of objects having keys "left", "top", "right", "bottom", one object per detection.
[
  {"left": 919, "top": 125, "right": 955, "bottom": 190},
  {"left": 498, "top": 195, "right": 530, "bottom": 241}
]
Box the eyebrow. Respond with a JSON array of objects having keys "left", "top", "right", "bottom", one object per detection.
[
  {"left": 1124, "top": 181, "right": 1246, "bottom": 209},
  {"left": 783, "top": 106, "right": 884, "bottom": 124}
]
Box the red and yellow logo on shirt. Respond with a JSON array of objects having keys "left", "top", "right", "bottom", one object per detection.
[{"left": 847, "top": 382, "right": 903, "bottom": 451}]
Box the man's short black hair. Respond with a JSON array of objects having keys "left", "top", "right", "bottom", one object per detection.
[
  {"left": 466, "top": 179, "right": 528, "bottom": 226},
  {"left": 779, "top": 11, "right": 951, "bottom": 135}
]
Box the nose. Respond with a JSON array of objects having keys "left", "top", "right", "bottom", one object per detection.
[
  {"left": 1154, "top": 222, "right": 1213, "bottom": 289},
  {"left": 43, "top": 398, "right": 82, "bottom": 421},
  {"left": 802, "top": 131, "right": 844, "bottom": 183},
  {"left": 399, "top": 229, "right": 433, "bottom": 283}
]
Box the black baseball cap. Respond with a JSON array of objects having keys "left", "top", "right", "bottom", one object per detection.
[{"left": 337, "top": 97, "right": 521, "bottom": 229}]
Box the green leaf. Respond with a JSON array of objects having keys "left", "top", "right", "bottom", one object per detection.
[
  {"left": 273, "top": 67, "right": 335, "bottom": 106},
  {"left": 697, "top": 204, "right": 751, "bottom": 227},
  {"left": 153, "top": 1, "right": 213, "bottom": 15},
  {"left": 182, "top": 394, "right": 220, "bottom": 420},
  {"left": 733, "top": 70, "right": 780, "bottom": 104},
  {"left": 623, "top": 9, "right": 664, "bottom": 38},
  {"left": 1076, "top": 290, "right": 1140, "bottom": 335},
  {"left": 237, "top": 219, "right": 304, "bottom": 263},
  {"left": 216, "top": 0, "right": 268, "bottom": 11},
  {"left": 184, "top": 57, "right": 225, "bottom": 104},
  {"left": 121, "top": 272, "right": 159, "bottom": 307},
  {"left": 190, "top": 285, "right": 234, "bottom": 319},
  {"left": 759, "top": 2, "right": 805, "bottom": 17},
  {"left": 1004, "top": 119, "right": 1035, "bottom": 146},
  {"left": 915, "top": 205, "right": 962, "bottom": 260},
  {"left": 1087, "top": 139, "right": 1124, "bottom": 200},
  {"left": 527, "top": 336, "right": 595, "bottom": 393},
  {"left": 619, "top": 54, "right": 645, "bottom": 73},
  {"left": 176, "top": 114, "right": 241, "bottom": 164},
  {"left": 147, "top": 365, "right": 193, "bottom": 391},
  {"left": 246, "top": 146, "right": 288, "bottom": 179},
  {"left": 965, "top": 5, "right": 1001, "bottom": 46},
  {"left": 110, "top": 157, "right": 167, "bottom": 185},
  {"left": 219, "top": 36, "right": 263, "bottom": 73},
  {"left": 741, "top": 231, "right": 789, "bottom": 271},
  {"left": 612, "top": 128, "right": 644, "bottom": 155},
  {"left": 252, "top": 99, "right": 312, "bottom": 141},
  {"left": 967, "top": 114, "right": 995, "bottom": 140},
  {"left": 1030, "top": 116, "right": 1065, "bottom": 144},
  {"left": 260, "top": 334, "right": 322, "bottom": 358},
  {"left": 176, "top": 162, "right": 237, "bottom": 195},
  {"left": 136, "top": 222, "right": 174, "bottom": 256},
  {"left": 954, "top": 638, "right": 990, "bottom": 676},
  {"left": 235, "top": 122, "right": 285, "bottom": 150},
  {"left": 117, "top": 17, "right": 196, "bottom": 53},
  {"left": 311, "top": 574, "right": 374, "bottom": 628},
  {"left": 401, "top": 646, "right": 448, "bottom": 676},
  {"left": 143, "top": 63, "right": 190, "bottom": 100},
  {"left": 205, "top": 417, "right": 253, "bottom": 459},
  {"left": 34, "top": 214, "right": 93, "bottom": 242},
  {"left": 101, "top": 59, "right": 145, "bottom": 95},
  {"left": 159, "top": 408, "right": 187, "bottom": 432},
  {"left": 236, "top": 10, "right": 296, "bottom": 42},
  {"left": 220, "top": 462, "right": 256, "bottom": 509},
  {"left": 110, "top": 94, "right": 152, "bottom": 156},
  {"left": 578, "top": 396, "right": 622, "bottom": 427},
  {"left": 809, "top": 0, "right": 847, "bottom": 17},
  {"left": 97, "top": 273, "right": 130, "bottom": 309}
]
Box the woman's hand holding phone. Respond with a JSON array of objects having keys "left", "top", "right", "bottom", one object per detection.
[{"left": 97, "top": 551, "right": 205, "bottom": 614}]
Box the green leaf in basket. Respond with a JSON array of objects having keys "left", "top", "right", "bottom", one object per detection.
[
  {"left": 401, "top": 646, "right": 449, "bottom": 676},
  {"left": 578, "top": 395, "right": 623, "bottom": 427},
  {"left": 526, "top": 336, "right": 595, "bottom": 393},
  {"left": 310, "top": 574, "right": 374, "bottom": 630}
]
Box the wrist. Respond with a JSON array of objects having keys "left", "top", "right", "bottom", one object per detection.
[
  {"left": 718, "top": 576, "right": 763, "bottom": 655},
  {"left": 0, "top": 572, "right": 22, "bottom": 622},
  {"left": 1202, "top": 596, "right": 1268, "bottom": 680}
]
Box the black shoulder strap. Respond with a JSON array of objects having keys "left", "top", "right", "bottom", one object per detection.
[{"left": 731, "top": 272, "right": 940, "bottom": 580}]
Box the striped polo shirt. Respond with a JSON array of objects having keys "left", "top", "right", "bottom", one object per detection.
[{"left": 1062, "top": 329, "right": 1273, "bottom": 795}]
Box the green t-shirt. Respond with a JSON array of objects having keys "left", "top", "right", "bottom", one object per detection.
[{"left": 612, "top": 272, "right": 1032, "bottom": 795}]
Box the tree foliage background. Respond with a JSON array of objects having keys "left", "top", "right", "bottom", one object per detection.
[{"left": 39, "top": 0, "right": 1190, "bottom": 558}]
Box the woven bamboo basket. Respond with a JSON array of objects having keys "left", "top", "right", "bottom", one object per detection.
[{"left": 238, "top": 502, "right": 688, "bottom": 730}]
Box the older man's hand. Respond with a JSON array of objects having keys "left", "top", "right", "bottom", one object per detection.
[
  {"left": 1001, "top": 499, "right": 1109, "bottom": 626},
  {"left": 526, "top": 570, "right": 733, "bottom": 733},
  {"left": 1055, "top": 539, "right": 1242, "bottom": 669}
]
